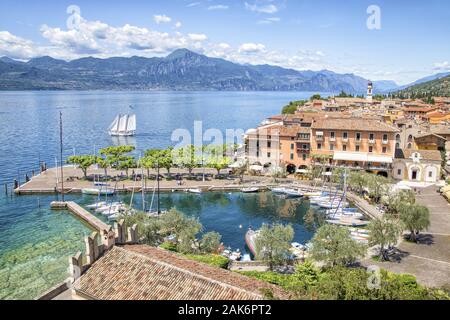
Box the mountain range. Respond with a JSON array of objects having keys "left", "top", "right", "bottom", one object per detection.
[{"left": 0, "top": 49, "right": 441, "bottom": 93}]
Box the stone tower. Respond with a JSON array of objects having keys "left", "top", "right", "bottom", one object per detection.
[{"left": 367, "top": 80, "right": 373, "bottom": 102}]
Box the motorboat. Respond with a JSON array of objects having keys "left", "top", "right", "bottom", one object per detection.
[
  {"left": 327, "top": 211, "right": 364, "bottom": 220},
  {"left": 82, "top": 188, "right": 115, "bottom": 196},
  {"left": 187, "top": 188, "right": 202, "bottom": 194},
  {"left": 241, "top": 187, "right": 260, "bottom": 193},
  {"left": 270, "top": 187, "right": 289, "bottom": 194},
  {"left": 245, "top": 228, "right": 260, "bottom": 257},
  {"left": 284, "top": 188, "right": 303, "bottom": 198},
  {"left": 326, "top": 218, "right": 369, "bottom": 227},
  {"left": 86, "top": 201, "right": 107, "bottom": 210}
]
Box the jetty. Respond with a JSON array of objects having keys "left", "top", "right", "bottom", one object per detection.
[{"left": 51, "top": 201, "right": 110, "bottom": 233}]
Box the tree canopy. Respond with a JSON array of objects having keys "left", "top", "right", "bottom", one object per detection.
[{"left": 255, "top": 223, "right": 294, "bottom": 270}]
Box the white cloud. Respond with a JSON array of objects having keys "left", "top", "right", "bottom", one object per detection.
[
  {"left": 245, "top": 2, "right": 278, "bottom": 14},
  {"left": 238, "top": 43, "right": 266, "bottom": 53},
  {"left": 208, "top": 5, "right": 229, "bottom": 11},
  {"left": 0, "top": 31, "right": 38, "bottom": 59},
  {"left": 186, "top": 2, "right": 201, "bottom": 7},
  {"left": 153, "top": 14, "right": 172, "bottom": 24},
  {"left": 257, "top": 17, "right": 280, "bottom": 24},
  {"left": 433, "top": 61, "right": 450, "bottom": 71},
  {"left": 174, "top": 21, "right": 182, "bottom": 28},
  {"left": 188, "top": 33, "right": 207, "bottom": 41}
]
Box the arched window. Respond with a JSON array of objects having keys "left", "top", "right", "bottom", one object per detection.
[
  {"left": 395, "top": 142, "right": 400, "bottom": 149},
  {"left": 407, "top": 143, "right": 412, "bottom": 149},
  {"left": 395, "top": 134, "right": 401, "bottom": 142},
  {"left": 407, "top": 134, "right": 413, "bottom": 142}
]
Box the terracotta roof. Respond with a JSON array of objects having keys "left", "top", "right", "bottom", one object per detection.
[
  {"left": 395, "top": 149, "right": 442, "bottom": 161},
  {"left": 311, "top": 117, "right": 399, "bottom": 132},
  {"left": 73, "top": 245, "right": 289, "bottom": 300}
]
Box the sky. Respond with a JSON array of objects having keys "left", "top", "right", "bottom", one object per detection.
[{"left": 0, "top": 0, "right": 449, "bottom": 85}]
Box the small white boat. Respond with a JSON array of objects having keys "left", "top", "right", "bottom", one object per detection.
[
  {"left": 82, "top": 188, "right": 115, "bottom": 196},
  {"left": 326, "top": 218, "right": 369, "bottom": 227},
  {"left": 284, "top": 188, "right": 303, "bottom": 198},
  {"left": 86, "top": 201, "right": 107, "bottom": 209},
  {"left": 187, "top": 188, "right": 202, "bottom": 194},
  {"left": 270, "top": 187, "right": 289, "bottom": 194},
  {"left": 327, "top": 212, "right": 364, "bottom": 220},
  {"left": 245, "top": 229, "right": 260, "bottom": 256},
  {"left": 241, "top": 187, "right": 260, "bottom": 193}
]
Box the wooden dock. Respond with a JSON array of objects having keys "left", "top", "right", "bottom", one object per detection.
[{"left": 51, "top": 201, "right": 111, "bottom": 233}]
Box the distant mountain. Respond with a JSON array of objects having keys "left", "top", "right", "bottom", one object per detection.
[
  {"left": 0, "top": 49, "right": 396, "bottom": 92},
  {"left": 393, "top": 74, "right": 450, "bottom": 97},
  {"left": 395, "top": 72, "right": 450, "bottom": 91}
]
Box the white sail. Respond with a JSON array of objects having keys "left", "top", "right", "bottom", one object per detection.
[
  {"left": 127, "top": 114, "right": 136, "bottom": 131},
  {"left": 118, "top": 114, "right": 128, "bottom": 133},
  {"left": 108, "top": 115, "right": 120, "bottom": 132}
]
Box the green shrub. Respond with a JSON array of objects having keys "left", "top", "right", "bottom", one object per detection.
[
  {"left": 160, "top": 241, "right": 177, "bottom": 252},
  {"left": 184, "top": 254, "right": 229, "bottom": 269}
]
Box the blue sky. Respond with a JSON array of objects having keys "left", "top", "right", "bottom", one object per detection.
[{"left": 0, "top": 0, "right": 449, "bottom": 84}]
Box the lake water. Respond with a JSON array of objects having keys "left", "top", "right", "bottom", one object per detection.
[{"left": 0, "top": 91, "right": 326, "bottom": 299}]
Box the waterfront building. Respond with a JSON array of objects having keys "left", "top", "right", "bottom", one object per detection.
[
  {"left": 392, "top": 149, "right": 442, "bottom": 183},
  {"left": 310, "top": 117, "right": 399, "bottom": 176}
]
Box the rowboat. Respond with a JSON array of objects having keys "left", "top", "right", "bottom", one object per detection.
[
  {"left": 187, "top": 188, "right": 202, "bottom": 194},
  {"left": 241, "top": 187, "right": 260, "bottom": 193}
]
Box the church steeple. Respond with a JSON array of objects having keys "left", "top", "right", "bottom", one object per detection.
[{"left": 367, "top": 80, "right": 373, "bottom": 102}]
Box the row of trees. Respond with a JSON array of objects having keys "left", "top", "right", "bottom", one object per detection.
[{"left": 67, "top": 144, "right": 238, "bottom": 179}]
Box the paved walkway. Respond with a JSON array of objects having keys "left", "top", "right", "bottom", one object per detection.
[{"left": 362, "top": 186, "right": 450, "bottom": 288}]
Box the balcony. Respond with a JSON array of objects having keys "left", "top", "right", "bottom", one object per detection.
[
  {"left": 297, "top": 148, "right": 310, "bottom": 153},
  {"left": 382, "top": 140, "right": 389, "bottom": 145},
  {"left": 369, "top": 139, "right": 375, "bottom": 144},
  {"left": 316, "top": 136, "right": 324, "bottom": 141}
]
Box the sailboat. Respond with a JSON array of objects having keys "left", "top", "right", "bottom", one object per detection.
[{"left": 108, "top": 108, "right": 136, "bottom": 136}]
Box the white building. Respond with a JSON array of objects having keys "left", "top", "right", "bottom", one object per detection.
[{"left": 392, "top": 149, "right": 442, "bottom": 183}]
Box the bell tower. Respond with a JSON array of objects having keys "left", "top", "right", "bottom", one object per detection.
[{"left": 367, "top": 80, "right": 373, "bottom": 102}]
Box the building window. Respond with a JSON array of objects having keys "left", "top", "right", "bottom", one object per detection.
[
  {"left": 343, "top": 132, "right": 348, "bottom": 140},
  {"left": 291, "top": 143, "right": 294, "bottom": 150},
  {"left": 395, "top": 134, "right": 400, "bottom": 142},
  {"left": 382, "top": 147, "right": 387, "bottom": 153},
  {"left": 428, "top": 171, "right": 433, "bottom": 178},
  {"left": 356, "top": 132, "right": 361, "bottom": 141},
  {"left": 407, "top": 143, "right": 412, "bottom": 149},
  {"left": 267, "top": 152, "right": 271, "bottom": 158},
  {"left": 383, "top": 134, "right": 388, "bottom": 142},
  {"left": 317, "top": 143, "right": 322, "bottom": 150},
  {"left": 342, "top": 145, "right": 347, "bottom": 151},
  {"left": 290, "top": 153, "right": 294, "bottom": 160},
  {"left": 302, "top": 154, "right": 307, "bottom": 161},
  {"left": 397, "top": 169, "right": 402, "bottom": 175},
  {"left": 268, "top": 141, "right": 271, "bottom": 148},
  {"left": 369, "top": 146, "right": 373, "bottom": 153},
  {"left": 355, "top": 145, "right": 360, "bottom": 152},
  {"left": 408, "top": 134, "right": 413, "bottom": 142},
  {"left": 396, "top": 142, "right": 400, "bottom": 149},
  {"left": 330, "top": 144, "right": 334, "bottom": 151},
  {"left": 369, "top": 133, "right": 374, "bottom": 141},
  {"left": 330, "top": 131, "right": 335, "bottom": 139}
]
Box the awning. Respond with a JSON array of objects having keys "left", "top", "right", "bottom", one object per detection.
[
  {"left": 367, "top": 155, "right": 393, "bottom": 164},
  {"left": 333, "top": 152, "right": 367, "bottom": 162},
  {"left": 249, "top": 165, "right": 263, "bottom": 171},
  {"left": 333, "top": 152, "right": 393, "bottom": 164}
]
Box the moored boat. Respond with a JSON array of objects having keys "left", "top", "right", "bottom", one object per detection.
[
  {"left": 241, "top": 187, "right": 260, "bottom": 193},
  {"left": 82, "top": 188, "right": 115, "bottom": 196},
  {"left": 245, "top": 228, "right": 260, "bottom": 256}
]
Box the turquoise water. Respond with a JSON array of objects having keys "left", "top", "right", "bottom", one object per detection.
[{"left": 0, "top": 91, "right": 328, "bottom": 299}]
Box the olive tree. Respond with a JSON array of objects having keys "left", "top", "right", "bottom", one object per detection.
[
  {"left": 255, "top": 223, "right": 294, "bottom": 270},
  {"left": 368, "top": 217, "right": 404, "bottom": 261},
  {"left": 309, "top": 224, "right": 367, "bottom": 268},
  {"left": 399, "top": 204, "right": 430, "bottom": 242}
]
